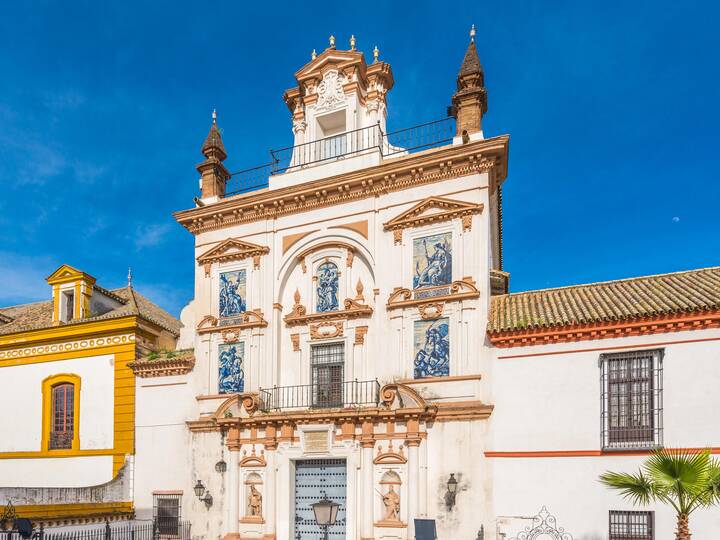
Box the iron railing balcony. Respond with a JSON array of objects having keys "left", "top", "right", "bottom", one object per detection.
[
  {"left": 226, "top": 117, "right": 456, "bottom": 195},
  {"left": 259, "top": 379, "right": 381, "bottom": 411}
]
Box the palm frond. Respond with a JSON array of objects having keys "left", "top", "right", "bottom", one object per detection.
[{"left": 599, "top": 470, "right": 656, "bottom": 506}]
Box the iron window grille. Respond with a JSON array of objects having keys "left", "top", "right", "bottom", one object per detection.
[
  {"left": 600, "top": 349, "right": 663, "bottom": 450},
  {"left": 311, "top": 343, "right": 345, "bottom": 408},
  {"left": 609, "top": 510, "right": 654, "bottom": 540},
  {"left": 153, "top": 494, "right": 181, "bottom": 536}
]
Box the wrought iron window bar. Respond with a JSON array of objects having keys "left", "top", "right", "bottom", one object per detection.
[
  {"left": 609, "top": 510, "right": 654, "bottom": 540},
  {"left": 259, "top": 379, "right": 381, "bottom": 411},
  {"left": 226, "top": 117, "right": 456, "bottom": 195},
  {"left": 600, "top": 349, "right": 663, "bottom": 451},
  {"left": 49, "top": 430, "right": 73, "bottom": 449}
]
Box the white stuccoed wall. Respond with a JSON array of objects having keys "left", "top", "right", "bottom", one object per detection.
[
  {"left": 489, "top": 329, "right": 720, "bottom": 540},
  {"left": 0, "top": 354, "right": 115, "bottom": 487}
]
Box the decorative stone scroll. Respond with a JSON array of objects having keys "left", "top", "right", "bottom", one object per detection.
[
  {"left": 197, "top": 238, "right": 270, "bottom": 275},
  {"left": 284, "top": 290, "right": 373, "bottom": 327},
  {"left": 197, "top": 310, "right": 268, "bottom": 335},
  {"left": 387, "top": 278, "right": 480, "bottom": 311},
  {"left": 383, "top": 196, "right": 484, "bottom": 244}
]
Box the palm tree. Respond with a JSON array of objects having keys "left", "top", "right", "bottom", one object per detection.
[{"left": 599, "top": 448, "right": 720, "bottom": 540}]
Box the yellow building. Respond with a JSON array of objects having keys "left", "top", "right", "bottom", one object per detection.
[{"left": 0, "top": 265, "right": 180, "bottom": 524}]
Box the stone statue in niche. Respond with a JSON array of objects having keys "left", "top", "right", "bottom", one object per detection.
[
  {"left": 247, "top": 484, "right": 262, "bottom": 517},
  {"left": 382, "top": 484, "right": 401, "bottom": 521},
  {"left": 316, "top": 261, "right": 339, "bottom": 312}
]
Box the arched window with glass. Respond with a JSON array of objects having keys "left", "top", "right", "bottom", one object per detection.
[
  {"left": 315, "top": 261, "right": 339, "bottom": 312},
  {"left": 42, "top": 374, "right": 80, "bottom": 451},
  {"left": 51, "top": 383, "right": 75, "bottom": 449}
]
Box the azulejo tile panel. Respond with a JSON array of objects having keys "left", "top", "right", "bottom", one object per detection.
[
  {"left": 316, "top": 262, "right": 339, "bottom": 313},
  {"left": 413, "top": 317, "right": 450, "bottom": 378},
  {"left": 413, "top": 232, "right": 452, "bottom": 289},
  {"left": 218, "top": 342, "right": 244, "bottom": 393},
  {"left": 220, "top": 270, "right": 246, "bottom": 318}
]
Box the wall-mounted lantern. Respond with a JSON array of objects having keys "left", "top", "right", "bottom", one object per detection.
[
  {"left": 194, "top": 479, "right": 213, "bottom": 508},
  {"left": 215, "top": 459, "right": 227, "bottom": 473},
  {"left": 445, "top": 473, "right": 458, "bottom": 511},
  {"left": 216, "top": 430, "right": 228, "bottom": 473}
]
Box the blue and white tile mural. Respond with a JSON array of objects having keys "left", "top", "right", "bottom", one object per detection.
[
  {"left": 219, "top": 270, "right": 246, "bottom": 317},
  {"left": 316, "top": 261, "right": 339, "bottom": 312},
  {"left": 413, "top": 318, "right": 450, "bottom": 378},
  {"left": 413, "top": 232, "right": 452, "bottom": 289},
  {"left": 218, "top": 342, "right": 244, "bottom": 393}
]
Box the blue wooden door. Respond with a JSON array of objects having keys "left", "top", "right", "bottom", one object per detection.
[{"left": 294, "top": 459, "right": 347, "bottom": 540}]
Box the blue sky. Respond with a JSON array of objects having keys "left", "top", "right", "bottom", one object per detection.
[{"left": 1, "top": 1, "right": 718, "bottom": 316}]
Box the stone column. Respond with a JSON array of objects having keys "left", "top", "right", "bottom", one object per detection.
[
  {"left": 407, "top": 439, "right": 420, "bottom": 537},
  {"left": 226, "top": 449, "right": 240, "bottom": 540},
  {"left": 361, "top": 442, "right": 374, "bottom": 540},
  {"left": 264, "top": 435, "right": 277, "bottom": 540}
]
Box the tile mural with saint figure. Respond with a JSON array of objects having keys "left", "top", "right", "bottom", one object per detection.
[
  {"left": 316, "top": 261, "right": 339, "bottom": 312},
  {"left": 218, "top": 342, "right": 244, "bottom": 393},
  {"left": 413, "top": 318, "right": 450, "bottom": 378},
  {"left": 413, "top": 232, "right": 452, "bottom": 289},
  {"left": 219, "top": 270, "right": 246, "bottom": 318}
]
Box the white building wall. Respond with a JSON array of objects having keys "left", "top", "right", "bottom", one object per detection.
[{"left": 489, "top": 329, "right": 720, "bottom": 540}]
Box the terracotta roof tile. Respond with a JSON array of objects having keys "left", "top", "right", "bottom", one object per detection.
[
  {"left": 488, "top": 266, "right": 720, "bottom": 333},
  {"left": 0, "top": 286, "right": 181, "bottom": 337}
]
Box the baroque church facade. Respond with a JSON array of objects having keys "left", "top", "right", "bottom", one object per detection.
[{"left": 130, "top": 31, "right": 720, "bottom": 540}]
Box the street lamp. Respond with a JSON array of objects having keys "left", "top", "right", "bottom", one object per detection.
[
  {"left": 311, "top": 497, "right": 340, "bottom": 540},
  {"left": 193, "top": 480, "right": 206, "bottom": 498},
  {"left": 445, "top": 473, "right": 458, "bottom": 511}
]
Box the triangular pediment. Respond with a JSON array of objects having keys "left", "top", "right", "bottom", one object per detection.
[
  {"left": 197, "top": 238, "right": 270, "bottom": 266},
  {"left": 46, "top": 264, "right": 96, "bottom": 285},
  {"left": 383, "top": 196, "right": 484, "bottom": 231}
]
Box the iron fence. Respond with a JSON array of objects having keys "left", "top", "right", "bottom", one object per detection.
[
  {"left": 226, "top": 117, "right": 455, "bottom": 195},
  {"left": 0, "top": 520, "right": 192, "bottom": 540},
  {"left": 260, "top": 379, "right": 381, "bottom": 411}
]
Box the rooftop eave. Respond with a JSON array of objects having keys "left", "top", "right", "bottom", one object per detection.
[{"left": 174, "top": 134, "right": 509, "bottom": 236}]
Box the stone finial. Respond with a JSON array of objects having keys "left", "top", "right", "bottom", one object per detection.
[
  {"left": 470, "top": 24, "right": 476, "bottom": 42},
  {"left": 212, "top": 108, "right": 217, "bottom": 124},
  {"left": 329, "top": 35, "right": 336, "bottom": 49},
  {"left": 373, "top": 45, "right": 379, "bottom": 63},
  {"left": 294, "top": 288, "right": 301, "bottom": 304},
  {"left": 350, "top": 35, "right": 356, "bottom": 51},
  {"left": 127, "top": 267, "right": 133, "bottom": 287},
  {"left": 311, "top": 49, "right": 317, "bottom": 60}
]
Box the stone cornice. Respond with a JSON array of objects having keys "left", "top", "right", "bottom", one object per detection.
[
  {"left": 386, "top": 279, "right": 480, "bottom": 311},
  {"left": 129, "top": 354, "right": 195, "bottom": 378},
  {"left": 174, "top": 136, "right": 509, "bottom": 235}
]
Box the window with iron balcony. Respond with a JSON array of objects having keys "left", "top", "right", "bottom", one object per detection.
[
  {"left": 609, "top": 510, "right": 654, "bottom": 540},
  {"left": 600, "top": 349, "right": 663, "bottom": 450}
]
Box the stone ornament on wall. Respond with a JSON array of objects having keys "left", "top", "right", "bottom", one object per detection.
[
  {"left": 240, "top": 447, "right": 267, "bottom": 467},
  {"left": 354, "top": 325, "right": 368, "bottom": 345},
  {"left": 284, "top": 288, "right": 372, "bottom": 327},
  {"left": 383, "top": 196, "right": 484, "bottom": 245},
  {"left": 196, "top": 310, "right": 268, "bottom": 335},
  {"left": 315, "top": 70, "right": 347, "bottom": 112},
  {"left": 374, "top": 442, "right": 407, "bottom": 464},
  {"left": 310, "top": 321, "right": 344, "bottom": 340},
  {"left": 387, "top": 278, "right": 480, "bottom": 312},
  {"left": 197, "top": 238, "right": 270, "bottom": 275}
]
